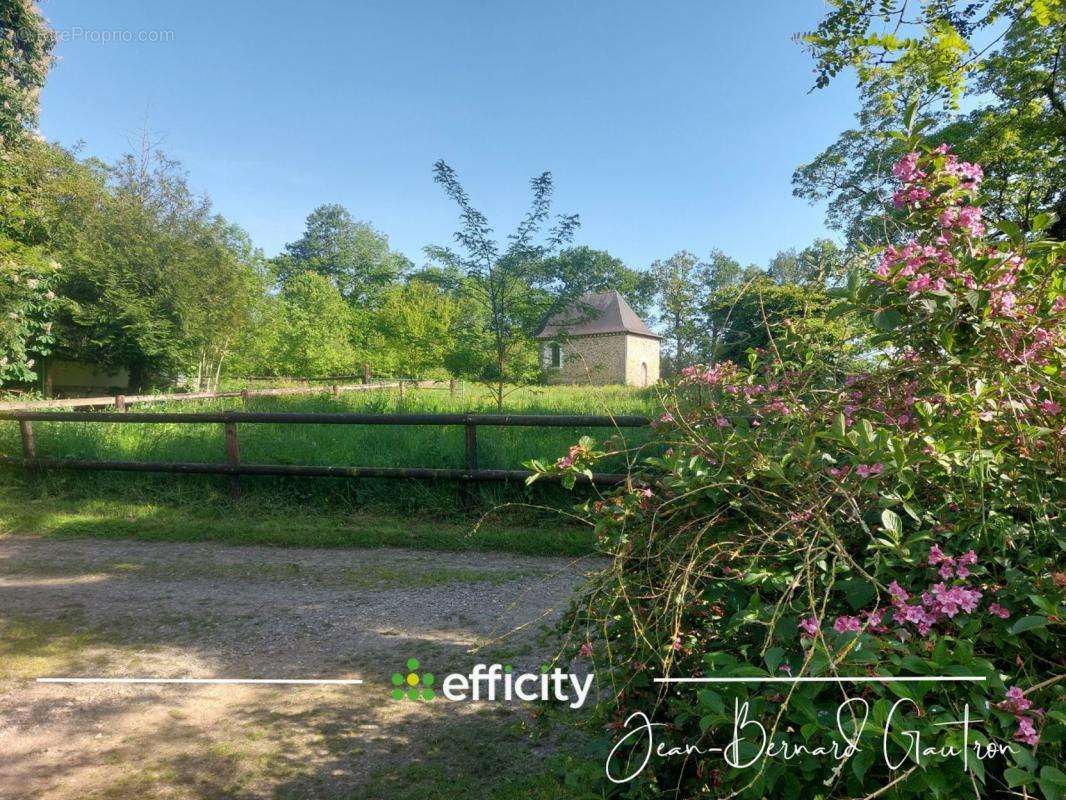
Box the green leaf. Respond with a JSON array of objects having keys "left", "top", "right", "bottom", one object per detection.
[
  {"left": 1031, "top": 211, "right": 1053, "bottom": 231},
  {"left": 1009, "top": 615, "right": 1048, "bottom": 634},
  {"left": 841, "top": 578, "right": 877, "bottom": 611},
  {"left": 995, "top": 220, "right": 1024, "bottom": 243},
  {"left": 1005, "top": 768, "right": 1035, "bottom": 788},
  {"left": 1039, "top": 766, "right": 1066, "bottom": 800},
  {"left": 881, "top": 508, "right": 903, "bottom": 536},
  {"left": 903, "top": 100, "right": 918, "bottom": 132},
  {"left": 872, "top": 308, "right": 903, "bottom": 332}
]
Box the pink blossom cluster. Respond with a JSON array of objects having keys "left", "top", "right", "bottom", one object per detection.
[
  {"left": 928, "top": 544, "right": 977, "bottom": 579},
  {"left": 680, "top": 363, "right": 734, "bottom": 386},
  {"left": 874, "top": 241, "right": 970, "bottom": 295},
  {"left": 874, "top": 146, "right": 1064, "bottom": 366},
  {"left": 997, "top": 686, "right": 1044, "bottom": 746},
  {"left": 836, "top": 374, "right": 919, "bottom": 431},
  {"left": 798, "top": 545, "right": 1011, "bottom": 642}
]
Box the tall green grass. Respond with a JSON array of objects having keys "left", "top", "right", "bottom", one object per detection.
[{"left": 0, "top": 385, "right": 658, "bottom": 517}]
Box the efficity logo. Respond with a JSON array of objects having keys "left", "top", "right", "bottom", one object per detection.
[
  {"left": 391, "top": 658, "right": 436, "bottom": 701},
  {"left": 390, "top": 658, "right": 594, "bottom": 709}
]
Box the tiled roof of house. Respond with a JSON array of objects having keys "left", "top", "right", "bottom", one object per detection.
[{"left": 534, "top": 291, "right": 661, "bottom": 339}]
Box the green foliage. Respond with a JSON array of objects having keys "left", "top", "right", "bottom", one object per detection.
[
  {"left": 427, "top": 161, "right": 579, "bottom": 409},
  {"left": 371, "top": 279, "right": 462, "bottom": 378},
  {"left": 703, "top": 277, "right": 854, "bottom": 366},
  {"left": 540, "top": 141, "right": 1065, "bottom": 799},
  {"left": 795, "top": 1, "right": 1065, "bottom": 244},
  {"left": 0, "top": 234, "right": 58, "bottom": 382},
  {"left": 535, "top": 246, "right": 657, "bottom": 319},
  {"left": 271, "top": 272, "right": 361, "bottom": 375},
  {"left": 649, "top": 250, "right": 705, "bottom": 366},
  {"left": 273, "top": 203, "right": 410, "bottom": 306},
  {"left": 0, "top": 0, "right": 55, "bottom": 147}
]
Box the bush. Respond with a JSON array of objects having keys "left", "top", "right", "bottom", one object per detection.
[{"left": 539, "top": 135, "right": 1064, "bottom": 798}]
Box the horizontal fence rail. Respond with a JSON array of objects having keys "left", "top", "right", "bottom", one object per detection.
[
  {"left": 0, "top": 411, "right": 651, "bottom": 500},
  {"left": 0, "top": 411, "right": 650, "bottom": 427},
  {"left": 0, "top": 380, "right": 426, "bottom": 412}
]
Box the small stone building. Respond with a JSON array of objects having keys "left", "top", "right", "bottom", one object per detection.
[{"left": 535, "top": 291, "right": 661, "bottom": 387}]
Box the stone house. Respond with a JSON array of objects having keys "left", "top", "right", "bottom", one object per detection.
[{"left": 534, "top": 291, "right": 661, "bottom": 387}]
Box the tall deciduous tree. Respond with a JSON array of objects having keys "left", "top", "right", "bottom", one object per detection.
[
  {"left": 650, "top": 251, "right": 704, "bottom": 369},
  {"left": 794, "top": 1, "right": 1065, "bottom": 244},
  {"left": 427, "top": 161, "right": 578, "bottom": 410},
  {"left": 534, "top": 246, "right": 657, "bottom": 319},
  {"left": 275, "top": 204, "right": 409, "bottom": 306}
]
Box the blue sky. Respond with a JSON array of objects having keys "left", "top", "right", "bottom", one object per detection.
[{"left": 38, "top": 0, "right": 859, "bottom": 271}]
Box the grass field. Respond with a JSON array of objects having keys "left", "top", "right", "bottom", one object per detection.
[{"left": 0, "top": 384, "right": 658, "bottom": 520}]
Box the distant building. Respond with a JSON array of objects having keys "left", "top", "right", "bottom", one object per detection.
[
  {"left": 534, "top": 291, "right": 661, "bottom": 387},
  {"left": 43, "top": 359, "right": 130, "bottom": 397}
]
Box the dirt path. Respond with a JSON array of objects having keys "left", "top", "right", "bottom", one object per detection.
[{"left": 0, "top": 536, "right": 601, "bottom": 799}]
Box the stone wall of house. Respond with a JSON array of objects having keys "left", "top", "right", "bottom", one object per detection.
[
  {"left": 540, "top": 333, "right": 661, "bottom": 386},
  {"left": 624, "top": 334, "right": 660, "bottom": 387},
  {"left": 541, "top": 334, "right": 627, "bottom": 385}
]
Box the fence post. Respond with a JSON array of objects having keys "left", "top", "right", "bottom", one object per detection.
[
  {"left": 224, "top": 418, "right": 241, "bottom": 500},
  {"left": 449, "top": 378, "right": 456, "bottom": 399},
  {"left": 398, "top": 380, "right": 406, "bottom": 401},
  {"left": 362, "top": 363, "right": 371, "bottom": 384},
  {"left": 462, "top": 419, "right": 478, "bottom": 510},
  {"left": 19, "top": 419, "right": 36, "bottom": 459},
  {"left": 332, "top": 384, "right": 341, "bottom": 398},
  {"left": 241, "top": 389, "right": 250, "bottom": 407},
  {"left": 114, "top": 394, "right": 126, "bottom": 412}
]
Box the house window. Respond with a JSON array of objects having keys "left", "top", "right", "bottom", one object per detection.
[{"left": 549, "top": 343, "right": 562, "bottom": 369}]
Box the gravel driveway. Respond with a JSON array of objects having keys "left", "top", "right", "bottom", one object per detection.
[{"left": 0, "top": 536, "right": 601, "bottom": 799}]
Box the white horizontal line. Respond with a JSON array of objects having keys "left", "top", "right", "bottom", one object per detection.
[
  {"left": 36, "top": 678, "right": 364, "bottom": 685},
  {"left": 656, "top": 676, "right": 985, "bottom": 684}
]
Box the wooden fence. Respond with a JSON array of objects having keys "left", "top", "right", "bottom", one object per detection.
[
  {"left": 0, "top": 410, "right": 651, "bottom": 500},
  {"left": 0, "top": 379, "right": 454, "bottom": 413}
]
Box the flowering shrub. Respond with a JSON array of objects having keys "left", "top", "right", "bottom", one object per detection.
[
  {"left": 0, "top": 236, "right": 59, "bottom": 385},
  {"left": 538, "top": 137, "right": 1064, "bottom": 798}
]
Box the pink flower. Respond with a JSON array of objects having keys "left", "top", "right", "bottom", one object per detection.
[
  {"left": 798, "top": 617, "right": 819, "bottom": 638},
  {"left": 892, "top": 152, "right": 924, "bottom": 184},
  {"left": 579, "top": 642, "right": 594, "bottom": 658},
  {"left": 888, "top": 581, "right": 910, "bottom": 604},
  {"left": 855, "top": 463, "right": 883, "bottom": 479},
  {"left": 928, "top": 544, "right": 950, "bottom": 565},
  {"left": 657, "top": 412, "right": 674, "bottom": 425},
  {"left": 715, "top": 417, "right": 730, "bottom": 428},
  {"left": 1015, "top": 716, "right": 1040, "bottom": 746},
  {"left": 1040, "top": 400, "right": 1062, "bottom": 415},
  {"left": 833, "top": 615, "right": 862, "bottom": 633},
  {"left": 1000, "top": 686, "right": 1032, "bottom": 714},
  {"left": 988, "top": 603, "right": 1010, "bottom": 619}
]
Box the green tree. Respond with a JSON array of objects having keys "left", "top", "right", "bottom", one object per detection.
[
  {"left": 767, "top": 238, "right": 848, "bottom": 286},
  {"left": 0, "top": 0, "right": 55, "bottom": 147},
  {"left": 427, "top": 161, "right": 579, "bottom": 410},
  {"left": 534, "top": 245, "right": 657, "bottom": 318},
  {"left": 372, "top": 278, "right": 460, "bottom": 378},
  {"left": 272, "top": 272, "right": 359, "bottom": 375},
  {"left": 275, "top": 204, "right": 409, "bottom": 306},
  {"left": 795, "top": 1, "right": 1065, "bottom": 243},
  {"left": 11, "top": 134, "right": 263, "bottom": 391},
  {"left": 704, "top": 277, "right": 852, "bottom": 366},
  {"left": 649, "top": 250, "right": 702, "bottom": 369}
]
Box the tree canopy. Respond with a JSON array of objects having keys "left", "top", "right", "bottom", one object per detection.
[{"left": 794, "top": 1, "right": 1065, "bottom": 244}]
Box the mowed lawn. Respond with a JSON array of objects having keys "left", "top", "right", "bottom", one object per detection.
[{"left": 0, "top": 384, "right": 657, "bottom": 552}]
